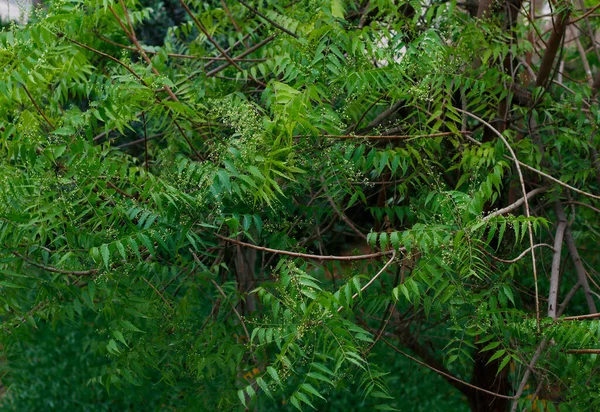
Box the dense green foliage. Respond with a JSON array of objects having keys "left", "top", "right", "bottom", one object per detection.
[{"left": 1, "top": 0, "right": 599, "bottom": 410}]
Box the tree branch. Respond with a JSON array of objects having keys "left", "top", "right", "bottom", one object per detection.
[
  {"left": 482, "top": 187, "right": 547, "bottom": 222},
  {"left": 548, "top": 205, "right": 567, "bottom": 319},
  {"left": 215, "top": 233, "right": 400, "bottom": 261},
  {"left": 457, "top": 108, "right": 541, "bottom": 331},
  {"left": 238, "top": 0, "right": 299, "bottom": 38}
]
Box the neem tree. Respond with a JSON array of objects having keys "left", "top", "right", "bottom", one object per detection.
[{"left": 1, "top": 0, "right": 599, "bottom": 410}]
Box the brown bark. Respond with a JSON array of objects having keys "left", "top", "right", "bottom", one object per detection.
[{"left": 469, "top": 343, "right": 511, "bottom": 412}]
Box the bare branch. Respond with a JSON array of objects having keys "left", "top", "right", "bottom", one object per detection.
[
  {"left": 337, "top": 250, "right": 396, "bottom": 313},
  {"left": 563, "top": 312, "right": 600, "bottom": 321},
  {"left": 15, "top": 252, "right": 97, "bottom": 276},
  {"left": 238, "top": 0, "right": 299, "bottom": 38},
  {"left": 215, "top": 234, "right": 401, "bottom": 261},
  {"left": 480, "top": 244, "right": 554, "bottom": 264},
  {"left": 482, "top": 187, "right": 548, "bottom": 222},
  {"left": 381, "top": 337, "right": 516, "bottom": 400},
  {"left": 457, "top": 108, "right": 541, "bottom": 331},
  {"left": 548, "top": 206, "right": 567, "bottom": 319},
  {"left": 464, "top": 135, "right": 600, "bottom": 201},
  {"left": 555, "top": 204, "right": 598, "bottom": 313},
  {"left": 510, "top": 339, "right": 547, "bottom": 412}
]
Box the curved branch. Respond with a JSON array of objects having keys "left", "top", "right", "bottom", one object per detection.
[
  {"left": 456, "top": 108, "right": 541, "bottom": 331},
  {"left": 464, "top": 135, "right": 600, "bottom": 201},
  {"left": 480, "top": 244, "right": 554, "bottom": 264},
  {"left": 482, "top": 187, "right": 548, "bottom": 222},
  {"left": 380, "top": 337, "right": 516, "bottom": 400},
  {"left": 337, "top": 250, "right": 397, "bottom": 313},
  {"left": 320, "top": 175, "right": 367, "bottom": 241},
  {"left": 15, "top": 252, "right": 97, "bottom": 276},
  {"left": 215, "top": 233, "right": 401, "bottom": 260},
  {"left": 238, "top": 0, "right": 299, "bottom": 39}
]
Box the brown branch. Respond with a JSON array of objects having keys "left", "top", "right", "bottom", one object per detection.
[
  {"left": 205, "top": 35, "right": 276, "bottom": 78},
  {"left": 116, "top": 133, "right": 166, "bottom": 149},
  {"left": 323, "top": 131, "right": 470, "bottom": 139},
  {"left": 141, "top": 275, "right": 173, "bottom": 308},
  {"left": 351, "top": 93, "right": 387, "bottom": 133},
  {"left": 106, "top": 180, "right": 139, "bottom": 200},
  {"left": 221, "top": 0, "right": 248, "bottom": 47},
  {"left": 62, "top": 34, "right": 145, "bottom": 83},
  {"left": 320, "top": 176, "right": 367, "bottom": 241},
  {"left": 569, "top": 3, "right": 600, "bottom": 24},
  {"left": 457, "top": 108, "right": 541, "bottom": 331},
  {"left": 179, "top": 0, "right": 266, "bottom": 87},
  {"left": 15, "top": 252, "right": 97, "bottom": 276},
  {"left": 464, "top": 135, "right": 600, "bottom": 201},
  {"left": 337, "top": 250, "right": 396, "bottom": 313},
  {"left": 97, "top": 32, "right": 265, "bottom": 62},
  {"left": 380, "top": 337, "right": 516, "bottom": 400},
  {"left": 215, "top": 233, "right": 400, "bottom": 261},
  {"left": 204, "top": 31, "right": 255, "bottom": 69},
  {"left": 509, "top": 339, "right": 547, "bottom": 412},
  {"left": 110, "top": 2, "right": 179, "bottom": 103},
  {"left": 562, "top": 312, "right": 600, "bottom": 321},
  {"left": 557, "top": 282, "right": 580, "bottom": 316},
  {"left": 238, "top": 0, "right": 299, "bottom": 39},
  {"left": 564, "top": 200, "right": 600, "bottom": 214},
  {"left": 535, "top": 2, "right": 570, "bottom": 89},
  {"left": 566, "top": 349, "right": 600, "bottom": 354},
  {"left": 191, "top": 250, "right": 251, "bottom": 342},
  {"left": 21, "top": 83, "right": 55, "bottom": 129}
]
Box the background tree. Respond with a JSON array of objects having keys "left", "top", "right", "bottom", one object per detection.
[{"left": 0, "top": 0, "right": 599, "bottom": 410}]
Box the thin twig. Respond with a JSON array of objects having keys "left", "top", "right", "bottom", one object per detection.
[
  {"left": 191, "top": 250, "right": 251, "bottom": 342},
  {"left": 457, "top": 108, "right": 541, "bottom": 332},
  {"left": 557, "top": 282, "right": 580, "bottom": 317},
  {"left": 562, "top": 312, "right": 600, "bottom": 320},
  {"left": 510, "top": 339, "right": 547, "bottom": 412},
  {"left": 381, "top": 337, "right": 517, "bottom": 400},
  {"left": 205, "top": 35, "right": 276, "bottom": 78},
  {"left": 216, "top": 234, "right": 400, "bottom": 261},
  {"left": 480, "top": 244, "right": 554, "bottom": 264},
  {"left": 323, "top": 131, "right": 470, "bottom": 139},
  {"left": 337, "top": 250, "right": 397, "bottom": 313},
  {"left": 221, "top": 0, "right": 248, "bottom": 47},
  {"left": 179, "top": 0, "right": 266, "bottom": 87},
  {"left": 141, "top": 275, "right": 173, "bottom": 308},
  {"left": 569, "top": 3, "right": 600, "bottom": 24},
  {"left": 564, "top": 200, "right": 600, "bottom": 214},
  {"left": 555, "top": 205, "right": 598, "bottom": 313},
  {"left": 482, "top": 187, "right": 547, "bottom": 222},
  {"left": 464, "top": 135, "right": 600, "bottom": 200},
  {"left": 238, "top": 0, "right": 299, "bottom": 38},
  {"left": 320, "top": 176, "right": 367, "bottom": 240},
  {"left": 15, "top": 252, "right": 97, "bottom": 276},
  {"left": 21, "top": 83, "right": 55, "bottom": 129}
]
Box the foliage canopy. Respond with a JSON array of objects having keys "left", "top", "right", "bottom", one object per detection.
[{"left": 1, "top": 0, "right": 599, "bottom": 410}]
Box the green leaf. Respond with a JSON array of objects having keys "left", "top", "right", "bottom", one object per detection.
[
  {"left": 100, "top": 244, "right": 110, "bottom": 269},
  {"left": 300, "top": 383, "right": 325, "bottom": 400},
  {"left": 331, "top": 0, "right": 345, "bottom": 18}
]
